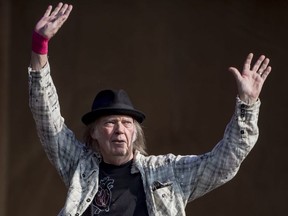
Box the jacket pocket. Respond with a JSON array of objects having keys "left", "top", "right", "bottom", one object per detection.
[
  {"left": 152, "top": 180, "right": 173, "bottom": 191},
  {"left": 152, "top": 181, "right": 180, "bottom": 215}
]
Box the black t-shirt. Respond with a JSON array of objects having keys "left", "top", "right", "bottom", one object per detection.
[{"left": 83, "top": 160, "right": 149, "bottom": 216}]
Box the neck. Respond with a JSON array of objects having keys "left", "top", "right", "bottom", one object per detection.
[{"left": 102, "top": 154, "right": 133, "bottom": 166}]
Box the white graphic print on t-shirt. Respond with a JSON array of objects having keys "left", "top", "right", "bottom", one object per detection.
[{"left": 91, "top": 176, "right": 114, "bottom": 215}]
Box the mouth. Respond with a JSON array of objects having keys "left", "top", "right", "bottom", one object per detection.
[{"left": 111, "top": 139, "right": 126, "bottom": 145}]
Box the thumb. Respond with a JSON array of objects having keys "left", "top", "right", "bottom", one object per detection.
[{"left": 228, "top": 67, "right": 242, "bottom": 81}]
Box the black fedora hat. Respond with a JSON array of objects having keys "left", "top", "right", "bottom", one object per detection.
[{"left": 81, "top": 89, "right": 145, "bottom": 125}]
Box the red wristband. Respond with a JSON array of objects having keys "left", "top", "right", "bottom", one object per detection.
[{"left": 32, "top": 31, "right": 49, "bottom": 54}]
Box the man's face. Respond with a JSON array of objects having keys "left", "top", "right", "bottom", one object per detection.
[{"left": 91, "top": 115, "right": 136, "bottom": 165}]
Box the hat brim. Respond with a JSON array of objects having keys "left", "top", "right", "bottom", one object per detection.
[{"left": 81, "top": 108, "right": 145, "bottom": 125}]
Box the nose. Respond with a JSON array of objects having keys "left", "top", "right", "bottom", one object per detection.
[{"left": 115, "top": 122, "right": 125, "bottom": 134}]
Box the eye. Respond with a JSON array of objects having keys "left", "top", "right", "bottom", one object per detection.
[
  {"left": 104, "top": 119, "right": 116, "bottom": 127},
  {"left": 122, "top": 119, "right": 133, "bottom": 128}
]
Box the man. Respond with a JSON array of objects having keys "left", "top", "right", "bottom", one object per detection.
[{"left": 29, "top": 3, "right": 272, "bottom": 216}]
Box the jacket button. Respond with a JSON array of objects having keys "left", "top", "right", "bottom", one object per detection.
[
  {"left": 240, "top": 130, "right": 245, "bottom": 134},
  {"left": 75, "top": 213, "right": 79, "bottom": 216},
  {"left": 86, "top": 198, "right": 91, "bottom": 202}
]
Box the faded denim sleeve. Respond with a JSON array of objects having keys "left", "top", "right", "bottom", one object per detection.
[
  {"left": 28, "top": 63, "right": 83, "bottom": 187},
  {"left": 173, "top": 97, "right": 260, "bottom": 202}
]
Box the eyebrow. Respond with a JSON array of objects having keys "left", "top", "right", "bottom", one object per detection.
[{"left": 102, "top": 116, "right": 134, "bottom": 121}]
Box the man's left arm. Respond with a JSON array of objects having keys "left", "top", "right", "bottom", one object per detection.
[
  {"left": 174, "top": 53, "right": 272, "bottom": 202},
  {"left": 229, "top": 53, "right": 272, "bottom": 105}
]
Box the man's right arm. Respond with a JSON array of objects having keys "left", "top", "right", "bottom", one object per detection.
[
  {"left": 29, "top": 3, "right": 78, "bottom": 186},
  {"left": 30, "top": 2, "right": 72, "bottom": 70},
  {"left": 30, "top": 52, "right": 48, "bottom": 71}
]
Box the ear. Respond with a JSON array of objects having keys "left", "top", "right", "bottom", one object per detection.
[
  {"left": 90, "top": 125, "right": 99, "bottom": 140},
  {"left": 132, "top": 124, "right": 138, "bottom": 143}
]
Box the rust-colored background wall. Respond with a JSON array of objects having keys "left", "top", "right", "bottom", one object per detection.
[{"left": 1, "top": 0, "right": 287, "bottom": 215}]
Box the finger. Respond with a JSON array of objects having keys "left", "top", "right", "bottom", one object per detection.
[
  {"left": 257, "top": 58, "right": 270, "bottom": 75},
  {"left": 43, "top": 5, "right": 52, "bottom": 17},
  {"left": 59, "top": 3, "right": 69, "bottom": 15},
  {"left": 50, "top": 2, "right": 63, "bottom": 17},
  {"left": 229, "top": 67, "right": 242, "bottom": 81},
  {"left": 252, "top": 55, "right": 265, "bottom": 72},
  {"left": 261, "top": 66, "right": 272, "bottom": 81},
  {"left": 52, "top": 5, "right": 72, "bottom": 26},
  {"left": 243, "top": 53, "right": 253, "bottom": 71},
  {"left": 64, "top": 5, "right": 73, "bottom": 16},
  {"left": 59, "top": 4, "right": 73, "bottom": 19}
]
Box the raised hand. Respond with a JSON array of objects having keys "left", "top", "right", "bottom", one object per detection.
[
  {"left": 31, "top": 3, "right": 73, "bottom": 70},
  {"left": 229, "top": 53, "right": 272, "bottom": 104},
  {"left": 34, "top": 2, "right": 73, "bottom": 39}
]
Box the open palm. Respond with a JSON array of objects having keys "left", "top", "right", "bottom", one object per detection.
[
  {"left": 229, "top": 53, "right": 272, "bottom": 104},
  {"left": 34, "top": 2, "right": 73, "bottom": 39}
]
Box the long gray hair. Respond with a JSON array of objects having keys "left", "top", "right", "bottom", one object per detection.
[{"left": 83, "top": 120, "right": 148, "bottom": 155}]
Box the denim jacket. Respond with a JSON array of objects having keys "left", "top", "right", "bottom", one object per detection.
[{"left": 28, "top": 63, "right": 260, "bottom": 216}]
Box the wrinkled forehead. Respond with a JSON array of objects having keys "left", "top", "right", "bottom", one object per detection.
[{"left": 94, "top": 115, "right": 135, "bottom": 124}]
